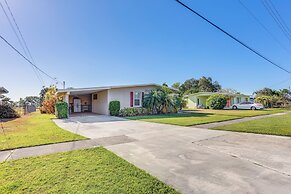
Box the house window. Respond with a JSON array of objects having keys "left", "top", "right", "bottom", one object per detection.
[
  {"left": 236, "top": 97, "right": 241, "bottom": 103},
  {"left": 134, "top": 91, "right": 141, "bottom": 107},
  {"left": 93, "top": 94, "right": 98, "bottom": 100}
]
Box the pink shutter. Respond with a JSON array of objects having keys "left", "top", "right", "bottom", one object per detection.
[{"left": 130, "top": 92, "right": 133, "bottom": 107}]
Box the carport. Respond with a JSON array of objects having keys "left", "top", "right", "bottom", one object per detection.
[{"left": 57, "top": 87, "right": 110, "bottom": 115}]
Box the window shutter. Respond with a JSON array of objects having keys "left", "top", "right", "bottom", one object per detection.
[
  {"left": 130, "top": 92, "right": 133, "bottom": 107},
  {"left": 142, "top": 92, "right": 144, "bottom": 105}
]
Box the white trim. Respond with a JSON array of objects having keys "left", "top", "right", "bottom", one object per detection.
[{"left": 133, "top": 91, "right": 142, "bottom": 107}]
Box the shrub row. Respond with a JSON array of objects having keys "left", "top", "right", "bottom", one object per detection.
[
  {"left": 0, "top": 105, "right": 20, "bottom": 119},
  {"left": 119, "top": 107, "right": 149, "bottom": 117}
]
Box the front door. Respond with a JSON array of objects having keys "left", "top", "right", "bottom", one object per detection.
[{"left": 74, "top": 99, "right": 81, "bottom": 112}]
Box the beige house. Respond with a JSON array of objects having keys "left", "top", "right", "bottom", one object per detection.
[{"left": 57, "top": 84, "right": 160, "bottom": 115}]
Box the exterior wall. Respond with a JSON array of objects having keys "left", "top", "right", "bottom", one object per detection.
[
  {"left": 187, "top": 96, "right": 208, "bottom": 109},
  {"left": 92, "top": 90, "right": 109, "bottom": 115},
  {"left": 108, "top": 86, "right": 158, "bottom": 109},
  {"left": 187, "top": 96, "right": 197, "bottom": 109},
  {"left": 69, "top": 95, "right": 91, "bottom": 105}
]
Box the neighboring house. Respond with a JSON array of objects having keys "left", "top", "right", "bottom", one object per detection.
[
  {"left": 0, "top": 87, "right": 9, "bottom": 105},
  {"left": 57, "top": 84, "right": 160, "bottom": 115},
  {"left": 186, "top": 92, "right": 250, "bottom": 109}
]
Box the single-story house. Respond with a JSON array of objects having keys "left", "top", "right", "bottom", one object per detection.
[
  {"left": 57, "top": 84, "right": 161, "bottom": 115},
  {"left": 0, "top": 87, "right": 9, "bottom": 105},
  {"left": 186, "top": 92, "right": 251, "bottom": 109}
]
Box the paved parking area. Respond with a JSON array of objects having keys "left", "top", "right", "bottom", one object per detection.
[{"left": 54, "top": 115, "right": 291, "bottom": 194}]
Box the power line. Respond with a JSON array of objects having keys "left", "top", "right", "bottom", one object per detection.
[
  {"left": 267, "top": 0, "right": 291, "bottom": 35},
  {"left": 175, "top": 0, "right": 291, "bottom": 75},
  {"left": 238, "top": 0, "right": 291, "bottom": 56},
  {"left": 0, "top": 1, "right": 28, "bottom": 57},
  {"left": 261, "top": 0, "right": 291, "bottom": 43},
  {"left": 2, "top": 0, "right": 45, "bottom": 86},
  {"left": 0, "top": 34, "right": 57, "bottom": 81}
]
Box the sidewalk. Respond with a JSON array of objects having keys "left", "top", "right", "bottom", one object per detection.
[
  {"left": 194, "top": 111, "right": 291, "bottom": 129},
  {"left": 0, "top": 135, "right": 135, "bottom": 162}
]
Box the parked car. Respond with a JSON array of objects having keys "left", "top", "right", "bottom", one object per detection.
[{"left": 232, "top": 102, "right": 264, "bottom": 110}]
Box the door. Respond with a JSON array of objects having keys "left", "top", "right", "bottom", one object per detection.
[{"left": 74, "top": 99, "right": 81, "bottom": 112}]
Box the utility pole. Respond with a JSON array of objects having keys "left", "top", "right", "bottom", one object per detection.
[{"left": 63, "top": 81, "right": 66, "bottom": 89}]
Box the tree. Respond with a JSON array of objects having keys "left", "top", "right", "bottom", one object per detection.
[
  {"left": 19, "top": 96, "right": 40, "bottom": 107},
  {"left": 41, "top": 86, "right": 57, "bottom": 114},
  {"left": 171, "top": 82, "right": 181, "bottom": 90},
  {"left": 39, "top": 87, "right": 48, "bottom": 107},
  {"left": 143, "top": 87, "right": 183, "bottom": 114},
  {"left": 198, "top": 76, "right": 221, "bottom": 92},
  {"left": 219, "top": 88, "right": 241, "bottom": 94},
  {"left": 255, "top": 88, "right": 277, "bottom": 96},
  {"left": 180, "top": 78, "right": 199, "bottom": 94},
  {"left": 179, "top": 77, "right": 221, "bottom": 94}
]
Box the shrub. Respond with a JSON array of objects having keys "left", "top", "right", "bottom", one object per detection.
[
  {"left": 109, "top": 101, "right": 120, "bottom": 116},
  {"left": 119, "top": 107, "right": 149, "bottom": 117},
  {"left": 0, "top": 105, "right": 20, "bottom": 119},
  {"left": 55, "top": 102, "right": 68, "bottom": 119},
  {"left": 206, "top": 94, "right": 227, "bottom": 109}
]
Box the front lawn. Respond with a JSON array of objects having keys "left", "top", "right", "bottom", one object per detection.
[
  {"left": 0, "top": 147, "right": 179, "bottom": 193},
  {"left": 128, "top": 112, "right": 240, "bottom": 126},
  {"left": 128, "top": 108, "right": 290, "bottom": 126},
  {"left": 0, "top": 112, "right": 86, "bottom": 151},
  {"left": 212, "top": 113, "right": 291, "bottom": 136}
]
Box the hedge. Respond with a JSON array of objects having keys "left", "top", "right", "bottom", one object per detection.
[
  {"left": 0, "top": 105, "right": 20, "bottom": 119},
  {"left": 55, "top": 102, "right": 68, "bottom": 119},
  {"left": 206, "top": 94, "right": 227, "bottom": 109},
  {"left": 109, "top": 101, "right": 120, "bottom": 116}
]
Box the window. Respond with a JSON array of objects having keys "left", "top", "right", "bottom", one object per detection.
[
  {"left": 134, "top": 91, "right": 141, "bottom": 107},
  {"left": 93, "top": 94, "right": 98, "bottom": 100},
  {"left": 236, "top": 97, "right": 241, "bottom": 103}
]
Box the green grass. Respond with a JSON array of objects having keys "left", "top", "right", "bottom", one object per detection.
[
  {"left": 128, "top": 112, "right": 240, "bottom": 126},
  {"left": 128, "top": 108, "right": 291, "bottom": 126},
  {"left": 212, "top": 113, "right": 291, "bottom": 136},
  {"left": 189, "top": 108, "right": 290, "bottom": 117},
  {"left": 0, "top": 147, "right": 179, "bottom": 194},
  {"left": 0, "top": 112, "right": 86, "bottom": 151}
]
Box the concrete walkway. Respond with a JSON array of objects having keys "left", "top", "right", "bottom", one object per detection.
[
  {"left": 194, "top": 110, "right": 291, "bottom": 129},
  {"left": 0, "top": 135, "right": 135, "bottom": 162}
]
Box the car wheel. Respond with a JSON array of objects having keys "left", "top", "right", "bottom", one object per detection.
[
  {"left": 251, "top": 106, "right": 256, "bottom": 110},
  {"left": 232, "top": 106, "right": 238, "bottom": 110}
]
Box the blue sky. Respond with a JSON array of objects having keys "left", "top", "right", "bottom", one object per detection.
[{"left": 1, "top": 0, "right": 291, "bottom": 100}]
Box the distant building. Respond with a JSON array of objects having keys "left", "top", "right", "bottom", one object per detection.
[{"left": 186, "top": 92, "right": 250, "bottom": 109}]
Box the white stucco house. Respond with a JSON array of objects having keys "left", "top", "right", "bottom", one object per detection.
[{"left": 57, "top": 84, "right": 160, "bottom": 115}]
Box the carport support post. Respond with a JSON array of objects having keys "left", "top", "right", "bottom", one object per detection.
[{"left": 65, "top": 92, "right": 70, "bottom": 118}]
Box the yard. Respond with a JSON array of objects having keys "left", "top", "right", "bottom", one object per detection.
[
  {"left": 0, "top": 112, "right": 86, "bottom": 151},
  {"left": 212, "top": 112, "right": 291, "bottom": 136},
  {"left": 0, "top": 147, "right": 179, "bottom": 194},
  {"left": 128, "top": 108, "right": 290, "bottom": 126}
]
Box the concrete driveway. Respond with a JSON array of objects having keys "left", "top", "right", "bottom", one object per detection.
[{"left": 54, "top": 115, "right": 291, "bottom": 194}]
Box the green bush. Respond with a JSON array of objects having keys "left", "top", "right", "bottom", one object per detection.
[
  {"left": 119, "top": 107, "right": 149, "bottom": 117},
  {"left": 206, "top": 94, "right": 227, "bottom": 109},
  {"left": 55, "top": 102, "right": 68, "bottom": 119},
  {"left": 109, "top": 101, "right": 120, "bottom": 116},
  {"left": 0, "top": 105, "right": 20, "bottom": 119}
]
